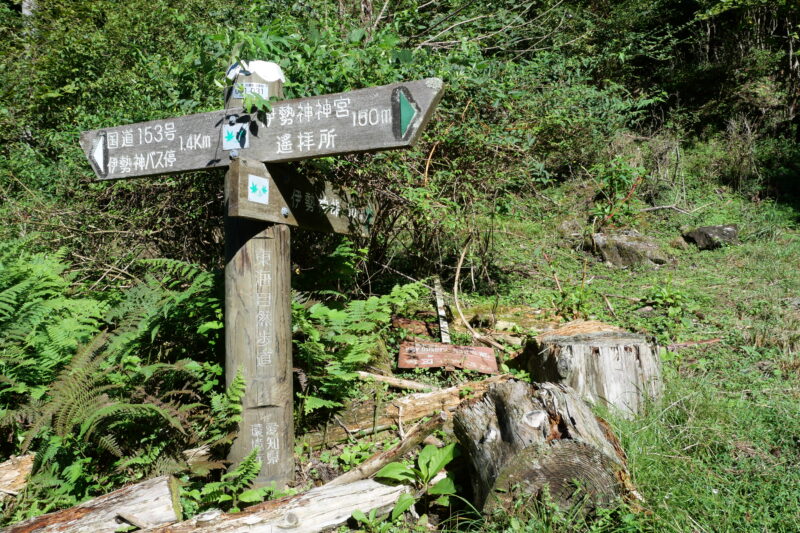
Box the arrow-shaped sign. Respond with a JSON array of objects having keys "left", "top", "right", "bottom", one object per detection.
[
  {"left": 226, "top": 159, "right": 374, "bottom": 236},
  {"left": 80, "top": 78, "right": 444, "bottom": 180}
]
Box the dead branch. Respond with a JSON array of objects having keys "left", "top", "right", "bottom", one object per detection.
[
  {"left": 355, "top": 371, "right": 439, "bottom": 392},
  {"left": 667, "top": 338, "right": 722, "bottom": 351},
  {"left": 452, "top": 238, "right": 509, "bottom": 354},
  {"left": 328, "top": 411, "right": 449, "bottom": 486}
]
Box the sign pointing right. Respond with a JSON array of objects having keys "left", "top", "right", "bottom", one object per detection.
[{"left": 79, "top": 77, "right": 444, "bottom": 180}]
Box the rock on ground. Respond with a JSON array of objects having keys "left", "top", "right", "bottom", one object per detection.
[
  {"left": 588, "top": 230, "right": 668, "bottom": 267},
  {"left": 682, "top": 225, "right": 738, "bottom": 250}
]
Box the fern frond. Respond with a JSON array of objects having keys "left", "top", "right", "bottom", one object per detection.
[
  {"left": 96, "top": 434, "right": 123, "bottom": 458},
  {"left": 223, "top": 447, "right": 262, "bottom": 488},
  {"left": 80, "top": 402, "right": 186, "bottom": 441}
]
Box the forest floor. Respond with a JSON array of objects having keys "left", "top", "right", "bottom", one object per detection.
[
  {"left": 299, "top": 179, "right": 800, "bottom": 532},
  {"left": 476, "top": 182, "right": 800, "bottom": 531}
]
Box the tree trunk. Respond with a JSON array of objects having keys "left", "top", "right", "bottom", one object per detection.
[
  {"left": 526, "top": 320, "right": 661, "bottom": 417},
  {"left": 4, "top": 475, "right": 181, "bottom": 533},
  {"left": 453, "top": 380, "right": 632, "bottom": 513},
  {"left": 301, "top": 374, "right": 511, "bottom": 448},
  {"left": 142, "top": 479, "right": 407, "bottom": 533}
]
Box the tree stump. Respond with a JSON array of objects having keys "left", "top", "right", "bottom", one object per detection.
[
  {"left": 453, "top": 380, "right": 631, "bottom": 512},
  {"left": 525, "top": 320, "right": 661, "bottom": 417}
]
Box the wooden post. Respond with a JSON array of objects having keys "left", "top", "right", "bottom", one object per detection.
[{"left": 224, "top": 64, "right": 294, "bottom": 486}]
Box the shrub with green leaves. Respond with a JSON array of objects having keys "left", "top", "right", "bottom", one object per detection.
[{"left": 292, "top": 282, "right": 420, "bottom": 419}]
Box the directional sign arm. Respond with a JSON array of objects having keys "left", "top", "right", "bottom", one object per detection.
[{"left": 80, "top": 78, "right": 444, "bottom": 180}]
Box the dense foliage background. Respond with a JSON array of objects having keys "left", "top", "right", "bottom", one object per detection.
[{"left": 0, "top": 0, "right": 798, "bottom": 530}]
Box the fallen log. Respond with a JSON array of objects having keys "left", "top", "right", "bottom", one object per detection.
[
  {"left": 142, "top": 478, "right": 407, "bottom": 533},
  {"left": 0, "top": 455, "right": 33, "bottom": 498},
  {"left": 328, "top": 411, "right": 449, "bottom": 486},
  {"left": 301, "top": 374, "right": 511, "bottom": 448},
  {"left": 526, "top": 320, "right": 661, "bottom": 417},
  {"left": 454, "top": 380, "right": 632, "bottom": 513},
  {"left": 3, "top": 475, "right": 181, "bottom": 533}
]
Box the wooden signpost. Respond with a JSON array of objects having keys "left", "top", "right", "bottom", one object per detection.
[
  {"left": 79, "top": 78, "right": 444, "bottom": 180},
  {"left": 80, "top": 65, "right": 444, "bottom": 487}
]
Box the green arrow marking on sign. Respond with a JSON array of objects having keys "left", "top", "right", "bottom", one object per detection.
[
  {"left": 399, "top": 91, "right": 417, "bottom": 138},
  {"left": 250, "top": 183, "right": 258, "bottom": 194},
  {"left": 225, "top": 130, "right": 235, "bottom": 142}
]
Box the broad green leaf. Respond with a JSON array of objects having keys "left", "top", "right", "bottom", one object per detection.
[
  {"left": 375, "top": 462, "right": 415, "bottom": 483},
  {"left": 429, "top": 475, "right": 456, "bottom": 495},
  {"left": 434, "top": 495, "right": 450, "bottom": 506},
  {"left": 417, "top": 444, "right": 435, "bottom": 481},
  {"left": 238, "top": 488, "right": 267, "bottom": 503},
  {"left": 419, "top": 443, "right": 459, "bottom": 483},
  {"left": 351, "top": 509, "right": 368, "bottom": 523},
  {"left": 391, "top": 492, "right": 416, "bottom": 521}
]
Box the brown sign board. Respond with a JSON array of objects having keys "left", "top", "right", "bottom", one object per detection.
[
  {"left": 80, "top": 78, "right": 444, "bottom": 180},
  {"left": 398, "top": 341, "right": 497, "bottom": 374},
  {"left": 225, "top": 159, "right": 373, "bottom": 236}
]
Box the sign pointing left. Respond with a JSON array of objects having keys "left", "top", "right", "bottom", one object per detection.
[
  {"left": 89, "top": 132, "right": 107, "bottom": 176},
  {"left": 79, "top": 77, "right": 444, "bottom": 180}
]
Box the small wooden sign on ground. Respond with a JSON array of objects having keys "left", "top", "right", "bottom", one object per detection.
[{"left": 398, "top": 341, "right": 497, "bottom": 374}]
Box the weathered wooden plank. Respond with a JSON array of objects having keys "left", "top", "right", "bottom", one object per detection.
[
  {"left": 398, "top": 341, "right": 497, "bottom": 374},
  {"left": 141, "top": 479, "right": 407, "bottom": 533},
  {"left": 79, "top": 78, "right": 444, "bottom": 180},
  {"left": 355, "top": 371, "right": 440, "bottom": 392},
  {"left": 224, "top": 160, "right": 294, "bottom": 486},
  {"left": 2, "top": 476, "right": 180, "bottom": 533},
  {"left": 433, "top": 277, "right": 451, "bottom": 344},
  {"left": 226, "top": 160, "right": 372, "bottom": 236}
]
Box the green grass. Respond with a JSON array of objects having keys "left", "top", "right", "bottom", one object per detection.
[{"left": 459, "top": 180, "right": 800, "bottom": 532}]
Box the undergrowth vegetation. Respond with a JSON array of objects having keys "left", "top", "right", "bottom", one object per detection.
[{"left": 0, "top": 0, "right": 798, "bottom": 530}]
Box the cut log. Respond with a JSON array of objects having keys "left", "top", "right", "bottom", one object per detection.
[
  {"left": 525, "top": 320, "right": 661, "bottom": 417},
  {"left": 0, "top": 455, "right": 33, "bottom": 498},
  {"left": 300, "top": 375, "right": 511, "bottom": 448},
  {"left": 328, "top": 411, "right": 449, "bottom": 486},
  {"left": 142, "top": 478, "right": 407, "bottom": 533},
  {"left": 3, "top": 475, "right": 181, "bottom": 533},
  {"left": 453, "top": 380, "right": 631, "bottom": 512}
]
